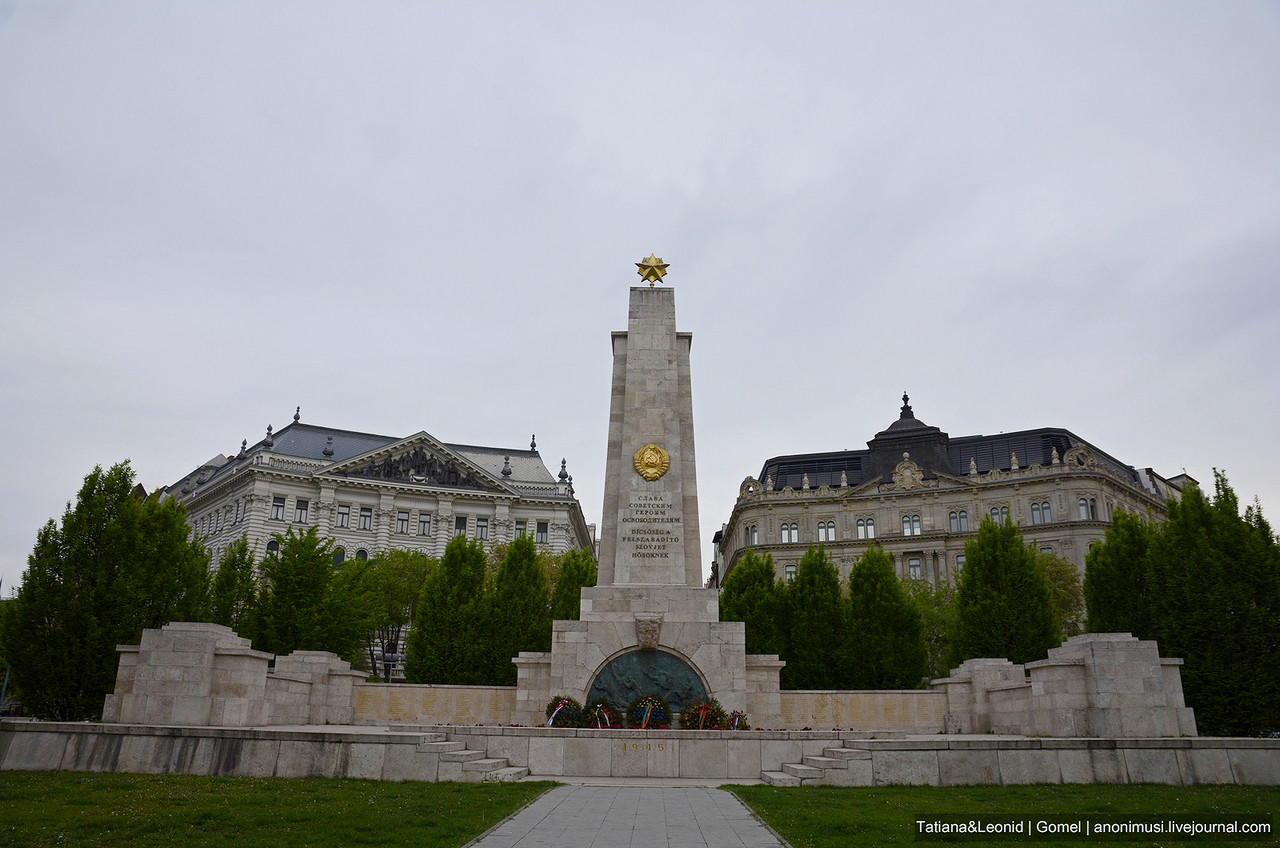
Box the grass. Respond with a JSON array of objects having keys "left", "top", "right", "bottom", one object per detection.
[
  {"left": 0, "top": 771, "right": 555, "bottom": 848},
  {"left": 730, "top": 784, "right": 1280, "bottom": 848}
]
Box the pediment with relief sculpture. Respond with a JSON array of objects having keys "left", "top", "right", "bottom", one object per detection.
[{"left": 318, "top": 432, "right": 509, "bottom": 493}]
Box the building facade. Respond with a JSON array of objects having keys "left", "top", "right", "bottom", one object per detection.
[
  {"left": 164, "top": 410, "right": 595, "bottom": 565},
  {"left": 717, "top": 395, "right": 1190, "bottom": 587}
]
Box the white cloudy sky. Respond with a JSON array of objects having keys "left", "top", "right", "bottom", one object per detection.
[{"left": 2, "top": 1, "right": 1278, "bottom": 592}]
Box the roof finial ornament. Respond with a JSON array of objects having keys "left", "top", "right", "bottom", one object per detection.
[
  {"left": 635, "top": 254, "right": 669, "bottom": 287},
  {"left": 323, "top": 435, "right": 334, "bottom": 458},
  {"left": 264, "top": 424, "right": 274, "bottom": 448},
  {"left": 237, "top": 439, "right": 248, "bottom": 459},
  {"left": 293, "top": 406, "right": 300, "bottom": 423},
  {"left": 559, "top": 459, "right": 569, "bottom": 481},
  {"left": 501, "top": 456, "right": 512, "bottom": 477},
  {"left": 900, "top": 391, "right": 913, "bottom": 419},
  {"left": 530, "top": 434, "right": 536, "bottom": 451}
]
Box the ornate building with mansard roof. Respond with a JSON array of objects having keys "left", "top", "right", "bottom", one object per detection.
[
  {"left": 162, "top": 408, "right": 595, "bottom": 565},
  {"left": 716, "top": 395, "right": 1191, "bottom": 587}
]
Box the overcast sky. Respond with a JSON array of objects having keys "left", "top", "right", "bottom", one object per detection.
[{"left": 2, "top": 1, "right": 1278, "bottom": 593}]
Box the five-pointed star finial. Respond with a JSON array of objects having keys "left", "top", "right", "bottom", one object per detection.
[{"left": 635, "top": 254, "right": 670, "bottom": 286}]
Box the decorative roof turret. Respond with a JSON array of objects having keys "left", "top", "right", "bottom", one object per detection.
[
  {"left": 530, "top": 434, "right": 537, "bottom": 450},
  {"left": 264, "top": 424, "right": 274, "bottom": 448},
  {"left": 559, "top": 459, "right": 569, "bottom": 481}
]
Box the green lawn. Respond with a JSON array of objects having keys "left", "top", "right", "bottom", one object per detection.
[
  {"left": 0, "top": 771, "right": 554, "bottom": 848},
  {"left": 730, "top": 784, "right": 1280, "bottom": 848}
]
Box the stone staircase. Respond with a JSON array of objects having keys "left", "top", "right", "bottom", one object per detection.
[
  {"left": 761, "top": 745, "right": 872, "bottom": 787},
  {"left": 419, "top": 733, "right": 529, "bottom": 783}
]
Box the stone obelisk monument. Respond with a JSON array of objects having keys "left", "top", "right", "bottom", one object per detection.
[{"left": 512, "top": 257, "right": 783, "bottom": 727}]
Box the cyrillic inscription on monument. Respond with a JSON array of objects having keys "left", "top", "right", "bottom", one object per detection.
[{"left": 617, "top": 491, "right": 683, "bottom": 570}]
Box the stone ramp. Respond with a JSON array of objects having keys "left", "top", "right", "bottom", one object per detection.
[{"left": 468, "top": 785, "right": 784, "bottom": 848}]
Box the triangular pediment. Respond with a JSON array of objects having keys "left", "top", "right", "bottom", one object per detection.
[{"left": 318, "top": 431, "right": 512, "bottom": 494}]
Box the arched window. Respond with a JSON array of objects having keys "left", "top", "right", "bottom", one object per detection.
[
  {"left": 958, "top": 510, "right": 969, "bottom": 531},
  {"left": 356, "top": 548, "right": 368, "bottom": 562},
  {"left": 955, "top": 554, "right": 966, "bottom": 575},
  {"left": 912, "top": 515, "right": 922, "bottom": 536},
  {"left": 856, "top": 519, "right": 866, "bottom": 540},
  {"left": 1078, "top": 498, "right": 1090, "bottom": 520},
  {"left": 949, "top": 511, "right": 959, "bottom": 533},
  {"left": 866, "top": 518, "right": 875, "bottom": 539},
  {"left": 1041, "top": 502, "right": 1052, "bottom": 523},
  {"left": 902, "top": 515, "right": 912, "bottom": 536},
  {"left": 265, "top": 539, "right": 279, "bottom": 555},
  {"left": 750, "top": 525, "right": 758, "bottom": 546},
  {"left": 781, "top": 523, "right": 798, "bottom": 544},
  {"left": 333, "top": 547, "right": 345, "bottom": 566},
  {"left": 1001, "top": 506, "right": 1009, "bottom": 524},
  {"left": 1090, "top": 498, "right": 1098, "bottom": 520},
  {"left": 992, "top": 507, "right": 1002, "bottom": 522},
  {"left": 1031, "top": 503, "right": 1041, "bottom": 525},
  {"left": 817, "top": 521, "right": 835, "bottom": 543}
]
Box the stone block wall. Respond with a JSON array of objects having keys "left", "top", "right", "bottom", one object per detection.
[
  {"left": 103, "top": 622, "right": 365, "bottom": 728},
  {"left": 932, "top": 634, "right": 1197, "bottom": 737}
]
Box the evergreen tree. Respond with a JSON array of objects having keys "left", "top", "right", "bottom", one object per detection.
[
  {"left": 845, "top": 546, "right": 927, "bottom": 688},
  {"left": 255, "top": 526, "right": 364, "bottom": 663},
  {"left": 211, "top": 535, "right": 258, "bottom": 637},
  {"left": 902, "top": 577, "right": 958, "bottom": 681},
  {"left": 1084, "top": 509, "right": 1155, "bottom": 635},
  {"left": 0, "top": 462, "right": 210, "bottom": 720},
  {"left": 1036, "top": 550, "right": 1085, "bottom": 638},
  {"left": 780, "top": 546, "right": 844, "bottom": 689},
  {"left": 718, "top": 549, "right": 784, "bottom": 655},
  {"left": 486, "top": 535, "right": 552, "bottom": 685},
  {"left": 550, "top": 548, "right": 597, "bottom": 621},
  {"left": 951, "top": 516, "right": 1060, "bottom": 667},
  {"left": 1145, "top": 474, "right": 1280, "bottom": 736},
  {"left": 404, "top": 535, "right": 489, "bottom": 684}
]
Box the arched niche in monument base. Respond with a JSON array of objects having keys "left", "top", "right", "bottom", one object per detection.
[{"left": 586, "top": 649, "right": 708, "bottom": 720}]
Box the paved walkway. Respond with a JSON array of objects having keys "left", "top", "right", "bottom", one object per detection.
[{"left": 468, "top": 785, "right": 787, "bottom": 848}]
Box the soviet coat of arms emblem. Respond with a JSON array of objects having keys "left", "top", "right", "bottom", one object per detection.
[{"left": 633, "top": 443, "right": 671, "bottom": 481}]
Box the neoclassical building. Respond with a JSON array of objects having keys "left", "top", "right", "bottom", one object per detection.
[
  {"left": 716, "top": 395, "right": 1190, "bottom": 587},
  {"left": 162, "top": 409, "right": 595, "bottom": 565}
]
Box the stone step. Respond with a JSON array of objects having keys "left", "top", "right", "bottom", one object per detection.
[
  {"left": 803, "top": 755, "right": 848, "bottom": 770},
  {"left": 440, "top": 749, "right": 488, "bottom": 763},
  {"left": 462, "top": 757, "right": 509, "bottom": 772},
  {"left": 484, "top": 766, "right": 530, "bottom": 783},
  {"left": 824, "top": 747, "right": 873, "bottom": 761},
  {"left": 760, "top": 770, "right": 801, "bottom": 787},
  {"left": 419, "top": 740, "right": 466, "bottom": 754},
  {"left": 419, "top": 732, "right": 448, "bottom": 743},
  {"left": 781, "top": 762, "right": 824, "bottom": 780}
]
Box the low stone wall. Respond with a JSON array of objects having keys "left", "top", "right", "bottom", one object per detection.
[
  {"left": 779, "top": 690, "right": 946, "bottom": 732},
  {"left": 7, "top": 720, "right": 1276, "bottom": 786},
  {"left": 353, "top": 683, "right": 516, "bottom": 725}
]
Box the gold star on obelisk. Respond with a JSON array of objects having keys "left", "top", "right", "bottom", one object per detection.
[{"left": 635, "top": 254, "right": 670, "bottom": 287}]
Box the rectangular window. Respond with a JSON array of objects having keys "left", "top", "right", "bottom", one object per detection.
[
  {"left": 908, "top": 557, "right": 921, "bottom": 580},
  {"left": 536, "top": 521, "right": 549, "bottom": 544},
  {"left": 784, "top": 564, "right": 797, "bottom": 582},
  {"left": 477, "top": 517, "right": 489, "bottom": 540},
  {"left": 515, "top": 519, "right": 527, "bottom": 537},
  {"left": 359, "top": 507, "right": 372, "bottom": 531},
  {"left": 955, "top": 554, "right": 966, "bottom": 576},
  {"left": 397, "top": 511, "right": 409, "bottom": 534},
  {"left": 336, "top": 504, "right": 350, "bottom": 528},
  {"left": 271, "top": 496, "right": 286, "bottom": 521},
  {"left": 418, "top": 514, "right": 431, "bottom": 535},
  {"left": 294, "top": 499, "right": 309, "bottom": 523},
  {"left": 455, "top": 516, "right": 468, "bottom": 536}
]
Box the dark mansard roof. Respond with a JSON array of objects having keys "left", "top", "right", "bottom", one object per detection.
[{"left": 757, "top": 394, "right": 1155, "bottom": 496}]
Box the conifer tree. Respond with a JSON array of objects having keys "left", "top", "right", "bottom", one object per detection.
[
  {"left": 780, "top": 545, "right": 845, "bottom": 689},
  {"left": 404, "top": 535, "right": 489, "bottom": 684},
  {"left": 1145, "top": 474, "right": 1280, "bottom": 736},
  {"left": 486, "top": 534, "right": 552, "bottom": 685},
  {"left": 255, "top": 526, "right": 365, "bottom": 662},
  {"left": 1083, "top": 509, "right": 1155, "bottom": 635},
  {"left": 951, "top": 516, "right": 1060, "bottom": 667},
  {"left": 0, "top": 462, "right": 210, "bottom": 720},
  {"left": 845, "top": 546, "right": 927, "bottom": 688},
  {"left": 550, "top": 548, "right": 597, "bottom": 621},
  {"left": 718, "top": 548, "right": 784, "bottom": 655},
  {"left": 1036, "top": 550, "right": 1085, "bottom": 638},
  {"left": 211, "top": 535, "right": 259, "bottom": 637}
]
